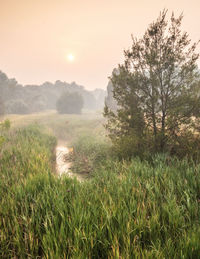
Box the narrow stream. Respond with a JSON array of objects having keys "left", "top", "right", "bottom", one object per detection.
[
  {"left": 56, "top": 144, "right": 85, "bottom": 181},
  {"left": 56, "top": 145, "right": 71, "bottom": 177}
]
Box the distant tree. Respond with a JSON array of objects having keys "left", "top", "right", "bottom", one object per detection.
[
  {"left": 56, "top": 92, "right": 84, "bottom": 114},
  {"left": 104, "top": 10, "right": 200, "bottom": 156},
  {"left": 6, "top": 99, "right": 30, "bottom": 114},
  {"left": 105, "top": 71, "right": 118, "bottom": 112}
]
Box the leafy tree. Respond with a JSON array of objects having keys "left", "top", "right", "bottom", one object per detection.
[
  {"left": 6, "top": 99, "right": 30, "bottom": 114},
  {"left": 56, "top": 92, "right": 84, "bottom": 114},
  {"left": 104, "top": 10, "right": 200, "bottom": 156}
]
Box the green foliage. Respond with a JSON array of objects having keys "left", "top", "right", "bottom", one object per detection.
[
  {"left": 1, "top": 119, "right": 11, "bottom": 130},
  {"left": 0, "top": 119, "right": 11, "bottom": 131},
  {"left": 0, "top": 119, "right": 11, "bottom": 147},
  {"left": 104, "top": 10, "right": 200, "bottom": 159},
  {"left": 0, "top": 126, "right": 200, "bottom": 258},
  {"left": 0, "top": 136, "right": 5, "bottom": 147},
  {"left": 69, "top": 134, "right": 111, "bottom": 174},
  {"left": 110, "top": 134, "right": 146, "bottom": 160},
  {"left": 0, "top": 125, "right": 56, "bottom": 189},
  {"left": 56, "top": 92, "right": 84, "bottom": 114}
]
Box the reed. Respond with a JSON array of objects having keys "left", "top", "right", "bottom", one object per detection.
[{"left": 0, "top": 123, "right": 199, "bottom": 258}]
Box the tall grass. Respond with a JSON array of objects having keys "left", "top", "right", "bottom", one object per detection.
[
  {"left": 0, "top": 124, "right": 200, "bottom": 258},
  {"left": 69, "top": 134, "right": 111, "bottom": 175}
]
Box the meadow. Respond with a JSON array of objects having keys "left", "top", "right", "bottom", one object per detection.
[{"left": 0, "top": 111, "right": 200, "bottom": 258}]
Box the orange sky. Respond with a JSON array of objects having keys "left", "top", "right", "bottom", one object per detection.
[{"left": 0, "top": 0, "right": 200, "bottom": 90}]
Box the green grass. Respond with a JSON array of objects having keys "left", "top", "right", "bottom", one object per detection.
[
  {"left": 0, "top": 112, "right": 200, "bottom": 258},
  {"left": 5, "top": 110, "right": 105, "bottom": 144},
  {"left": 69, "top": 134, "right": 111, "bottom": 175}
]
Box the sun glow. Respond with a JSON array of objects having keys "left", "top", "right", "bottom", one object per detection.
[{"left": 67, "top": 53, "right": 75, "bottom": 62}]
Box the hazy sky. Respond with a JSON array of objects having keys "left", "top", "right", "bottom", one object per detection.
[{"left": 0, "top": 0, "right": 200, "bottom": 90}]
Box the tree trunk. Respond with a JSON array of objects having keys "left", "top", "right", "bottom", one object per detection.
[{"left": 160, "top": 112, "right": 166, "bottom": 151}]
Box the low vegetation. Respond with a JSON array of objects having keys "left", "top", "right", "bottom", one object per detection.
[
  {"left": 0, "top": 114, "right": 199, "bottom": 258},
  {"left": 69, "top": 134, "right": 111, "bottom": 175}
]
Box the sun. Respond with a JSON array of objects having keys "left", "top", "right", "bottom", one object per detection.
[{"left": 67, "top": 53, "right": 75, "bottom": 62}]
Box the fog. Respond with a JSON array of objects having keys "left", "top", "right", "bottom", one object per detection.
[{"left": 0, "top": 70, "right": 106, "bottom": 115}]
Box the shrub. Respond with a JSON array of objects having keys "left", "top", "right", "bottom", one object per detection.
[
  {"left": 0, "top": 119, "right": 11, "bottom": 147},
  {"left": 69, "top": 134, "right": 111, "bottom": 174}
]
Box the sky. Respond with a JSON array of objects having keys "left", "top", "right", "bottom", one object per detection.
[{"left": 0, "top": 0, "right": 200, "bottom": 90}]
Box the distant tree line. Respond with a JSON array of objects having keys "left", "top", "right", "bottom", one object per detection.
[{"left": 0, "top": 72, "right": 106, "bottom": 115}]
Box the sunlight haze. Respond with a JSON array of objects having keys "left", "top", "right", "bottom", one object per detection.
[{"left": 0, "top": 0, "right": 200, "bottom": 89}]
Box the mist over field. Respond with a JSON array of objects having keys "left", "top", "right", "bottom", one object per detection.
[
  {"left": 1, "top": 2, "right": 200, "bottom": 258},
  {"left": 0, "top": 70, "right": 106, "bottom": 115}
]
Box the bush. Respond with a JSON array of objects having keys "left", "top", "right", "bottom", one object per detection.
[
  {"left": 69, "top": 135, "right": 111, "bottom": 174},
  {"left": 0, "top": 119, "right": 11, "bottom": 147},
  {"left": 56, "top": 92, "right": 84, "bottom": 114},
  {"left": 110, "top": 129, "right": 200, "bottom": 162},
  {"left": 0, "top": 119, "right": 11, "bottom": 131},
  {"left": 110, "top": 134, "right": 146, "bottom": 160}
]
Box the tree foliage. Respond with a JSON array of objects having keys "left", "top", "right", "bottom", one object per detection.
[
  {"left": 104, "top": 10, "right": 200, "bottom": 158},
  {"left": 6, "top": 99, "right": 30, "bottom": 114},
  {"left": 56, "top": 92, "right": 84, "bottom": 114}
]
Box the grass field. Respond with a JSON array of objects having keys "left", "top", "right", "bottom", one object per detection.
[
  {"left": 0, "top": 111, "right": 200, "bottom": 258},
  {"left": 5, "top": 110, "right": 106, "bottom": 144}
]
